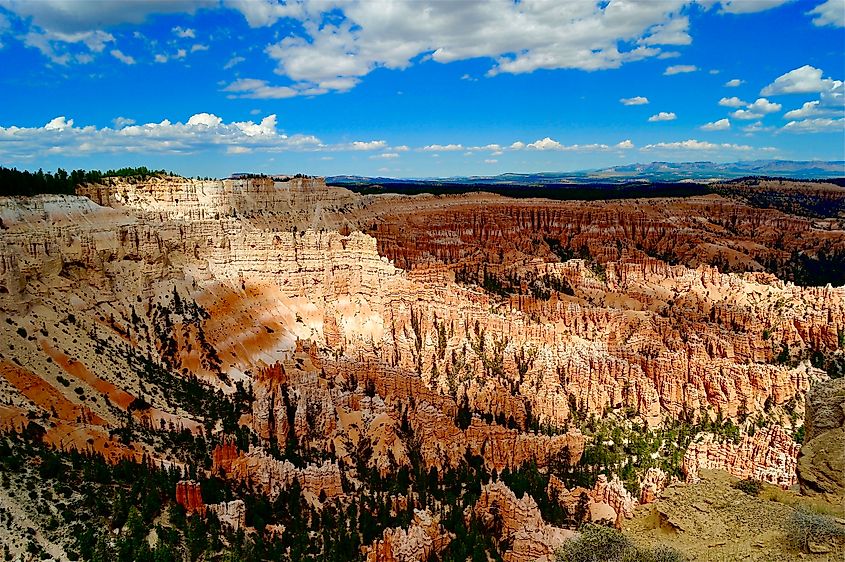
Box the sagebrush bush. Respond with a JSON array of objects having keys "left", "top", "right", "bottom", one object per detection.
[
  {"left": 785, "top": 508, "right": 845, "bottom": 552},
  {"left": 556, "top": 524, "right": 688, "bottom": 562},
  {"left": 650, "top": 545, "right": 689, "bottom": 562},
  {"left": 733, "top": 478, "right": 763, "bottom": 496}
]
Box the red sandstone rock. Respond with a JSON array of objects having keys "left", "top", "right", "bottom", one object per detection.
[
  {"left": 175, "top": 480, "right": 205, "bottom": 516},
  {"left": 211, "top": 440, "right": 239, "bottom": 476}
]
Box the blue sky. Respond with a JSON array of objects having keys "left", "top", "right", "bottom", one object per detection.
[{"left": 0, "top": 0, "right": 842, "bottom": 178}]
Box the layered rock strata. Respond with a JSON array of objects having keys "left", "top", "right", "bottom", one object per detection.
[
  {"left": 682, "top": 425, "right": 800, "bottom": 487},
  {"left": 0, "top": 175, "right": 838, "bottom": 557}
]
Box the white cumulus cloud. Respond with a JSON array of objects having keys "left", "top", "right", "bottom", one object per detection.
[
  {"left": 0, "top": 0, "right": 214, "bottom": 34},
  {"left": 258, "top": 2, "right": 706, "bottom": 95},
  {"left": 648, "top": 111, "right": 677, "bottom": 121},
  {"left": 222, "top": 0, "right": 303, "bottom": 27},
  {"left": 527, "top": 137, "right": 563, "bottom": 150},
  {"left": 620, "top": 96, "right": 649, "bottom": 105},
  {"left": 719, "top": 96, "right": 747, "bottom": 107},
  {"left": 110, "top": 49, "right": 135, "bottom": 65},
  {"left": 731, "top": 109, "right": 763, "bottom": 120},
  {"left": 761, "top": 65, "right": 843, "bottom": 95},
  {"left": 522, "top": 137, "right": 610, "bottom": 151},
  {"left": 422, "top": 143, "right": 464, "bottom": 152},
  {"left": 807, "top": 0, "right": 845, "bottom": 27},
  {"left": 664, "top": 64, "right": 697, "bottom": 75},
  {"left": 782, "top": 117, "right": 845, "bottom": 133},
  {"left": 0, "top": 113, "right": 331, "bottom": 160},
  {"left": 746, "top": 97, "right": 782, "bottom": 114},
  {"left": 348, "top": 140, "right": 388, "bottom": 151},
  {"left": 741, "top": 121, "right": 774, "bottom": 134},
  {"left": 701, "top": 118, "right": 731, "bottom": 131}
]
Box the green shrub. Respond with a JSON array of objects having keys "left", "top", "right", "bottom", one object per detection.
[
  {"left": 557, "top": 524, "right": 631, "bottom": 562},
  {"left": 733, "top": 478, "right": 763, "bottom": 496},
  {"left": 785, "top": 508, "right": 845, "bottom": 552},
  {"left": 556, "top": 524, "right": 687, "bottom": 562},
  {"left": 650, "top": 545, "right": 688, "bottom": 562}
]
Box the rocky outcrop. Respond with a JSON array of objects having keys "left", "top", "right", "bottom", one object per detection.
[
  {"left": 591, "top": 474, "right": 636, "bottom": 527},
  {"left": 549, "top": 470, "right": 669, "bottom": 527},
  {"left": 409, "top": 404, "right": 584, "bottom": 472},
  {"left": 473, "top": 481, "right": 576, "bottom": 562},
  {"left": 208, "top": 500, "right": 246, "bottom": 531},
  {"left": 364, "top": 509, "right": 451, "bottom": 562},
  {"left": 366, "top": 191, "right": 845, "bottom": 288},
  {"left": 76, "top": 175, "right": 363, "bottom": 225},
  {"left": 212, "top": 440, "right": 239, "bottom": 476},
  {"left": 364, "top": 194, "right": 845, "bottom": 427},
  {"left": 175, "top": 480, "right": 205, "bottom": 515},
  {"left": 214, "top": 446, "right": 343, "bottom": 504},
  {"left": 682, "top": 425, "right": 800, "bottom": 488},
  {"left": 797, "top": 377, "right": 845, "bottom": 497},
  {"left": 639, "top": 467, "right": 671, "bottom": 504}
]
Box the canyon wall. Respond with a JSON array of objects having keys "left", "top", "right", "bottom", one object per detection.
[{"left": 1, "top": 175, "right": 839, "bottom": 554}]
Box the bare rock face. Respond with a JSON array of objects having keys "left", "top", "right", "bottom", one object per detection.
[
  {"left": 212, "top": 440, "right": 239, "bottom": 476},
  {"left": 797, "top": 377, "right": 845, "bottom": 496},
  {"left": 408, "top": 403, "right": 584, "bottom": 472},
  {"left": 207, "top": 500, "right": 246, "bottom": 531},
  {"left": 364, "top": 195, "right": 845, "bottom": 427},
  {"left": 175, "top": 480, "right": 205, "bottom": 515},
  {"left": 213, "top": 445, "right": 343, "bottom": 504},
  {"left": 591, "top": 474, "right": 636, "bottom": 527},
  {"left": 76, "top": 175, "right": 363, "bottom": 225},
  {"left": 682, "top": 425, "right": 800, "bottom": 487},
  {"left": 364, "top": 509, "right": 451, "bottom": 562},
  {"left": 473, "top": 481, "right": 577, "bottom": 562},
  {"left": 549, "top": 470, "right": 669, "bottom": 526}
]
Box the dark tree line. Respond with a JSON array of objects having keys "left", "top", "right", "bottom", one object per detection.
[{"left": 0, "top": 166, "right": 168, "bottom": 196}]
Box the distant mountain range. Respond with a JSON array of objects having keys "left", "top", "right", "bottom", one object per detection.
[{"left": 328, "top": 160, "right": 845, "bottom": 185}]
